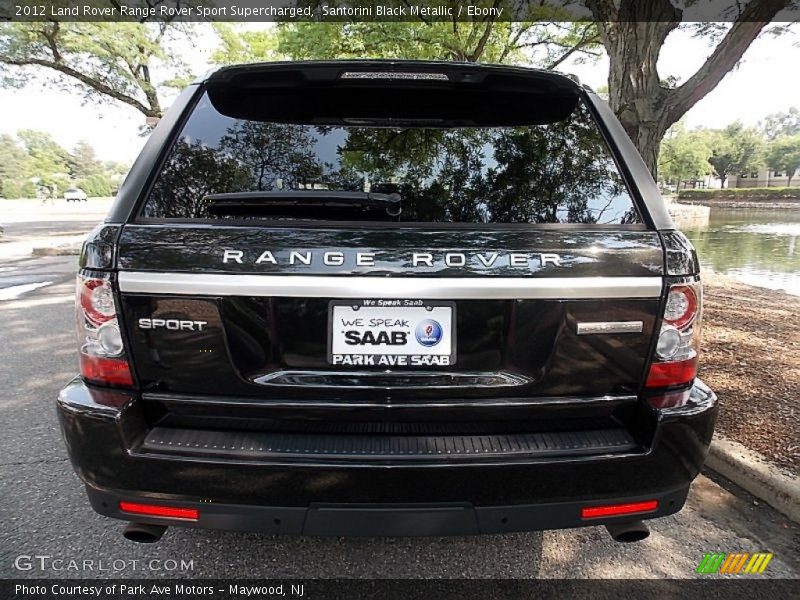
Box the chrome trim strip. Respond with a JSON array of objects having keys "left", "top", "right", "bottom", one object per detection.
[
  {"left": 145, "top": 393, "right": 637, "bottom": 410},
  {"left": 577, "top": 321, "right": 644, "bottom": 335},
  {"left": 118, "top": 272, "right": 662, "bottom": 299},
  {"left": 252, "top": 370, "right": 532, "bottom": 389}
]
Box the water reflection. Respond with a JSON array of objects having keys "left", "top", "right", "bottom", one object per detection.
[{"left": 683, "top": 209, "right": 800, "bottom": 295}]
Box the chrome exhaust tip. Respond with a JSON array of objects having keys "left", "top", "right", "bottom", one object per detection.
[
  {"left": 605, "top": 520, "right": 650, "bottom": 543},
  {"left": 123, "top": 522, "right": 167, "bottom": 543}
]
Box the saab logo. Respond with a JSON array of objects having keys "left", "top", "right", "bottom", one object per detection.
[
  {"left": 344, "top": 330, "right": 408, "bottom": 345},
  {"left": 415, "top": 319, "right": 443, "bottom": 347},
  {"left": 138, "top": 318, "right": 208, "bottom": 331},
  {"left": 696, "top": 552, "right": 773, "bottom": 574}
]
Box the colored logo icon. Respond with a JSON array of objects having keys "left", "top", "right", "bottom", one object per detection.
[
  {"left": 415, "top": 319, "right": 443, "bottom": 347},
  {"left": 696, "top": 552, "right": 773, "bottom": 574}
]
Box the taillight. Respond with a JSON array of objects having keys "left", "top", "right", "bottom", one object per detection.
[
  {"left": 76, "top": 274, "right": 133, "bottom": 387},
  {"left": 581, "top": 500, "right": 659, "bottom": 519},
  {"left": 663, "top": 285, "right": 697, "bottom": 330},
  {"left": 646, "top": 281, "right": 701, "bottom": 392},
  {"left": 119, "top": 501, "right": 199, "bottom": 521}
]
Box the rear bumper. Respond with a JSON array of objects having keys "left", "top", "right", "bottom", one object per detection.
[
  {"left": 85, "top": 485, "right": 690, "bottom": 536},
  {"left": 57, "top": 379, "right": 717, "bottom": 536}
]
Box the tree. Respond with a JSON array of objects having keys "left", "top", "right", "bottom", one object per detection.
[
  {"left": 17, "top": 129, "right": 71, "bottom": 186},
  {"left": 706, "top": 123, "right": 763, "bottom": 187},
  {"left": 70, "top": 140, "right": 103, "bottom": 180},
  {"left": 211, "top": 23, "right": 280, "bottom": 64},
  {"left": 77, "top": 173, "right": 114, "bottom": 197},
  {"left": 586, "top": 0, "right": 792, "bottom": 177},
  {"left": 0, "top": 133, "right": 29, "bottom": 183},
  {"left": 0, "top": 18, "right": 191, "bottom": 119},
  {"left": 658, "top": 124, "right": 712, "bottom": 188},
  {"left": 766, "top": 135, "right": 800, "bottom": 187},
  {"left": 212, "top": 8, "right": 602, "bottom": 68},
  {"left": 760, "top": 107, "right": 800, "bottom": 141},
  {"left": 144, "top": 139, "right": 251, "bottom": 218}
]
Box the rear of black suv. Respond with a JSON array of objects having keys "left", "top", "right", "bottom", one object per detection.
[{"left": 58, "top": 61, "right": 717, "bottom": 541}]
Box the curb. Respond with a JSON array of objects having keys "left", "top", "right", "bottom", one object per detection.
[
  {"left": 706, "top": 434, "right": 799, "bottom": 523},
  {"left": 32, "top": 242, "right": 82, "bottom": 257}
]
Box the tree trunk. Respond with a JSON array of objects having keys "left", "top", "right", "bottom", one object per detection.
[
  {"left": 588, "top": 1, "right": 680, "bottom": 178},
  {"left": 587, "top": 0, "right": 787, "bottom": 180}
]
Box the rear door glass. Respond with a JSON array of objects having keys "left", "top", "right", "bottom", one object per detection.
[{"left": 142, "top": 92, "right": 640, "bottom": 225}]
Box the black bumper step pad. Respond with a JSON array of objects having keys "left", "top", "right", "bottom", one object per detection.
[{"left": 141, "top": 426, "right": 637, "bottom": 461}]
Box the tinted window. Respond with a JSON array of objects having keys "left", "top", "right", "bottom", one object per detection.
[{"left": 143, "top": 93, "right": 640, "bottom": 225}]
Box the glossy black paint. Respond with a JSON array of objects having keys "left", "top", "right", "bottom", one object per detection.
[
  {"left": 57, "top": 378, "right": 715, "bottom": 511},
  {"left": 117, "top": 225, "right": 664, "bottom": 277},
  {"left": 661, "top": 230, "right": 701, "bottom": 275},
  {"left": 60, "top": 61, "right": 715, "bottom": 536},
  {"left": 120, "top": 294, "right": 659, "bottom": 400},
  {"left": 78, "top": 224, "right": 119, "bottom": 270},
  {"left": 85, "top": 486, "right": 691, "bottom": 536}
]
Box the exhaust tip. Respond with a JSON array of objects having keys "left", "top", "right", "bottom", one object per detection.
[
  {"left": 605, "top": 520, "right": 650, "bottom": 543},
  {"left": 123, "top": 522, "right": 167, "bottom": 543}
]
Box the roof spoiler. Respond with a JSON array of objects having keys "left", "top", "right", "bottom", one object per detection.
[
  {"left": 204, "top": 60, "right": 582, "bottom": 126},
  {"left": 205, "top": 60, "right": 582, "bottom": 94}
]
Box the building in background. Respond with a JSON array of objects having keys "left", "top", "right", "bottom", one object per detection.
[{"left": 729, "top": 168, "right": 800, "bottom": 188}]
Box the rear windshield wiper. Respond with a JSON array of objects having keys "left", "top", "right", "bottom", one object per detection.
[{"left": 204, "top": 190, "right": 402, "bottom": 218}]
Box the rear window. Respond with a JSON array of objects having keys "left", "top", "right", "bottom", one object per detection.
[{"left": 142, "top": 91, "right": 640, "bottom": 225}]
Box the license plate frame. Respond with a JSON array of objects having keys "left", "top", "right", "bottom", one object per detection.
[{"left": 327, "top": 299, "right": 456, "bottom": 367}]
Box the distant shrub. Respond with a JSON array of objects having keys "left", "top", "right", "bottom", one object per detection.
[
  {"left": 677, "top": 187, "right": 800, "bottom": 200},
  {"left": 76, "top": 174, "right": 113, "bottom": 197},
  {"left": 1, "top": 179, "right": 22, "bottom": 199},
  {"left": 20, "top": 180, "right": 37, "bottom": 198}
]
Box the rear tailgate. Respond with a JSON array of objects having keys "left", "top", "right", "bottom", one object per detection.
[
  {"left": 114, "top": 61, "right": 667, "bottom": 411},
  {"left": 117, "top": 225, "right": 663, "bottom": 401}
]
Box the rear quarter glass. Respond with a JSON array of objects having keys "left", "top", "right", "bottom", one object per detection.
[{"left": 140, "top": 91, "right": 642, "bottom": 226}]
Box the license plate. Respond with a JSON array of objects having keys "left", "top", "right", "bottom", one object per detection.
[{"left": 328, "top": 300, "right": 455, "bottom": 367}]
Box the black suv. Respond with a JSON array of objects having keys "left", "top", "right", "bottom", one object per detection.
[{"left": 58, "top": 61, "right": 716, "bottom": 543}]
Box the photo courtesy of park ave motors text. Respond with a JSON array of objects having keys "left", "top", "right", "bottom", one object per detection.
[{"left": 0, "top": 0, "right": 799, "bottom": 592}]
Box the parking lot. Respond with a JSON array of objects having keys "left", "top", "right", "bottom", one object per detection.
[{"left": 1, "top": 205, "right": 798, "bottom": 579}]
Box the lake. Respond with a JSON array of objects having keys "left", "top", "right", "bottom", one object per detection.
[{"left": 683, "top": 208, "right": 800, "bottom": 296}]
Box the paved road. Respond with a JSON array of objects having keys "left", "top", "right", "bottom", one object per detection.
[
  {"left": 1, "top": 218, "right": 798, "bottom": 580},
  {"left": 0, "top": 198, "right": 112, "bottom": 264}
]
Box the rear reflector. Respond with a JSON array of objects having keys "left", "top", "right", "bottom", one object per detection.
[
  {"left": 80, "top": 354, "right": 133, "bottom": 387},
  {"left": 581, "top": 500, "right": 659, "bottom": 520},
  {"left": 119, "top": 501, "right": 199, "bottom": 521},
  {"left": 646, "top": 357, "right": 698, "bottom": 388}
]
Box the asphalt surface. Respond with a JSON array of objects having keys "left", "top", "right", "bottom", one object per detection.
[{"left": 1, "top": 212, "right": 798, "bottom": 580}]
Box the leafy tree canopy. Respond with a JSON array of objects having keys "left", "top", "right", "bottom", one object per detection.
[
  {"left": 211, "top": 6, "right": 602, "bottom": 69},
  {"left": 586, "top": 0, "right": 793, "bottom": 176},
  {"left": 705, "top": 122, "right": 764, "bottom": 186},
  {"left": 0, "top": 133, "right": 29, "bottom": 182},
  {"left": 0, "top": 17, "right": 192, "bottom": 119},
  {"left": 17, "top": 129, "right": 71, "bottom": 185},
  {"left": 70, "top": 140, "right": 103, "bottom": 180},
  {"left": 760, "top": 107, "right": 800, "bottom": 141},
  {"left": 0, "top": 129, "right": 129, "bottom": 198},
  {"left": 658, "top": 123, "right": 713, "bottom": 186},
  {"left": 765, "top": 135, "right": 800, "bottom": 186}
]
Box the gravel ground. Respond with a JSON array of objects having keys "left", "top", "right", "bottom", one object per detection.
[{"left": 700, "top": 270, "right": 800, "bottom": 474}]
